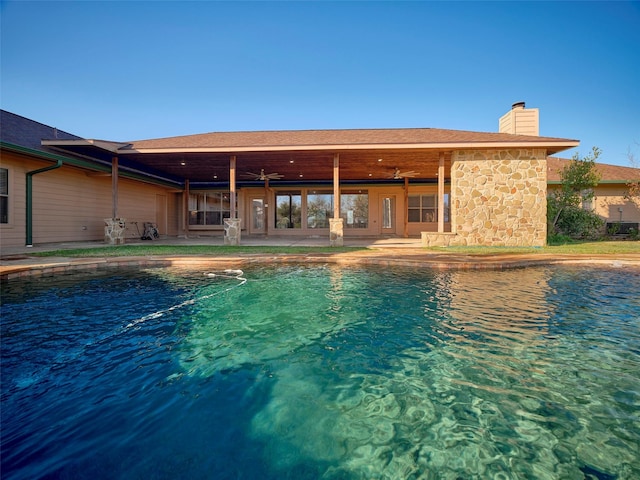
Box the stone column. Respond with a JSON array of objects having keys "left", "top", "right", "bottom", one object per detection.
[
  {"left": 329, "top": 218, "right": 344, "bottom": 247},
  {"left": 104, "top": 218, "right": 126, "bottom": 245},
  {"left": 224, "top": 218, "right": 242, "bottom": 245}
]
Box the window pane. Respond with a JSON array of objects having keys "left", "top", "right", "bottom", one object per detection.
[
  {"left": 444, "top": 194, "right": 450, "bottom": 223},
  {"left": 0, "top": 168, "right": 7, "bottom": 224},
  {"left": 189, "top": 192, "right": 230, "bottom": 225},
  {"left": 382, "top": 197, "right": 394, "bottom": 229},
  {"left": 422, "top": 210, "right": 435, "bottom": 222},
  {"left": 206, "top": 211, "right": 222, "bottom": 225},
  {"left": 408, "top": 195, "right": 420, "bottom": 208},
  {"left": 252, "top": 199, "right": 265, "bottom": 230},
  {"left": 276, "top": 192, "right": 302, "bottom": 229},
  {"left": 0, "top": 168, "right": 7, "bottom": 195},
  {"left": 408, "top": 209, "right": 420, "bottom": 222},
  {"left": 422, "top": 195, "right": 436, "bottom": 208},
  {"left": 0, "top": 197, "right": 7, "bottom": 224},
  {"left": 307, "top": 191, "right": 333, "bottom": 229},
  {"left": 206, "top": 193, "right": 221, "bottom": 212},
  {"left": 341, "top": 192, "right": 368, "bottom": 229}
]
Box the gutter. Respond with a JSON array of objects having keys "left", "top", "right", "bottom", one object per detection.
[{"left": 26, "top": 160, "right": 63, "bottom": 246}]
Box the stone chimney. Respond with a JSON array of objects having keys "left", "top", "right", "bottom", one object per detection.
[{"left": 499, "top": 102, "right": 539, "bottom": 136}]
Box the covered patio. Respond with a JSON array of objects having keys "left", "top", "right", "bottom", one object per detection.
[{"left": 43, "top": 126, "right": 576, "bottom": 247}]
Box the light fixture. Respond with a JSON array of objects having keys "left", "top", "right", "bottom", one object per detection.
[
  {"left": 213, "top": 174, "right": 218, "bottom": 179},
  {"left": 377, "top": 158, "right": 383, "bottom": 162},
  {"left": 180, "top": 161, "right": 186, "bottom": 166}
]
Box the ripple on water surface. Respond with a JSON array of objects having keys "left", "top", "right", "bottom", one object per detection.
[{"left": 1, "top": 265, "right": 639, "bottom": 479}]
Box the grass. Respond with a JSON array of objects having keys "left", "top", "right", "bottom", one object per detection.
[
  {"left": 427, "top": 241, "right": 640, "bottom": 255},
  {"left": 28, "top": 240, "right": 640, "bottom": 258},
  {"left": 31, "top": 245, "right": 366, "bottom": 257}
]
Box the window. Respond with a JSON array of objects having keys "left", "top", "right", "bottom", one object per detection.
[
  {"left": 307, "top": 190, "right": 333, "bottom": 228},
  {"left": 276, "top": 191, "right": 302, "bottom": 228},
  {"left": 581, "top": 190, "right": 594, "bottom": 211},
  {"left": 341, "top": 191, "right": 368, "bottom": 229},
  {"left": 408, "top": 194, "right": 450, "bottom": 223},
  {"left": 0, "top": 168, "right": 7, "bottom": 224},
  {"left": 189, "top": 192, "right": 231, "bottom": 226}
]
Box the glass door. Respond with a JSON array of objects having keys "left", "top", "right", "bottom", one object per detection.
[{"left": 250, "top": 197, "right": 265, "bottom": 234}]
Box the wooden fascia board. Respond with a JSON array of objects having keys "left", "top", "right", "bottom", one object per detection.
[{"left": 120, "top": 140, "right": 579, "bottom": 155}]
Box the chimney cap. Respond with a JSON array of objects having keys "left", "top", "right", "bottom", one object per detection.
[{"left": 512, "top": 101, "right": 526, "bottom": 110}]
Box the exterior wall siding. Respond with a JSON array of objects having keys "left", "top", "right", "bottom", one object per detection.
[
  {"left": 548, "top": 183, "right": 640, "bottom": 225},
  {"left": 0, "top": 152, "right": 181, "bottom": 248},
  {"left": 450, "top": 149, "right": 548, "bottom": 246}
]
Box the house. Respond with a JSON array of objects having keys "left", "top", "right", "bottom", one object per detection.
[
  {"left": 1, "top": 103, "right": 579, "bottom": 249},
  {"left": 547, "top": 156, "right": 640, "bottom": 234}
]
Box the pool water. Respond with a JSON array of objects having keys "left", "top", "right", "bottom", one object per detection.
[{"left": 1, "top": 264, "right": 639, "bottom": 479}]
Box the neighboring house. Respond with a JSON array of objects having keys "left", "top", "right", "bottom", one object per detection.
[
  {"left": 1, "top": 103, "right": 579, "bottom": 249},
  {"left": 547, "top": 156, "right": 640, "bottom": 234}
]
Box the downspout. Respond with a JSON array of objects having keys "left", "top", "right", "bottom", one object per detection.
[{"left": 26, "top": 160, "right": 63, "bottom": 246}]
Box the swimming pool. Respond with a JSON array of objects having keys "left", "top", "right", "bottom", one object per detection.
[{"left": 1, "top": 264, "right": 639, "bottom": 479}]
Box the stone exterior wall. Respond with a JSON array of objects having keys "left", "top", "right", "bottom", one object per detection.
[{"left": 450, "top": 149, "right": 548, "bottom": 246}]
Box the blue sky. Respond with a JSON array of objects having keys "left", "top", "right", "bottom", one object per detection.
[{"left": 2, "top": 1, "right": 639, "bottom": 166}]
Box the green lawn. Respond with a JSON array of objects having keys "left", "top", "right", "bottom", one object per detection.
[
  {"left": 427, "top": 241, "right": 640, "bottom": 255},
  {"left": 30, "top": 241, "right": 640, "bottom": 258},
  {"left": 31, "top": 245, "right": 366, "bottom": 257}
]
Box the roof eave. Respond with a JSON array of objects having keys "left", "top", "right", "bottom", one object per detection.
[{"left": 119, "top": 140, "right": 580, "bottom": 155}]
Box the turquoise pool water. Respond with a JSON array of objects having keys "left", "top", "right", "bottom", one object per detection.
[{"left": 1, "top": 264, "right": 639, "bottom": 479}]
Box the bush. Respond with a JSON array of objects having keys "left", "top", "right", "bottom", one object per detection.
[
  {"left": 547, "top": 233, "right": 577, "bottom": 245},
  {"left": 555, "top": 205, "right": 604, "bottom": 239}
]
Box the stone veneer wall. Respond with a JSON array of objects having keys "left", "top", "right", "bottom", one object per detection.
[{"left": 450, "top": 149, "right": 548, "bottom": 246}]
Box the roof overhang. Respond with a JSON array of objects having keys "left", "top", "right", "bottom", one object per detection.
[
  {"left": 40, "top": 135, "right": 579, "bottom": 184},
  {"left": 120, "top": 140, "right": 579, "bottom": 155},
  {"left": 42, "top": 138, "right": 132, "bottom": 153}
]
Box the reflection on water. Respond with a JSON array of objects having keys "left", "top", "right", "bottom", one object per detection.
[{"left": 1, "top": 265, "right": 639, "bottom": 479}]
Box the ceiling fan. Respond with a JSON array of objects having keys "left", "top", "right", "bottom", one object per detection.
[
  {"left": 244, "top": 169, "right": 284, "bottom": 181},
  {"left": 389, "top": 168, "right": 419, "bottom": 180}
]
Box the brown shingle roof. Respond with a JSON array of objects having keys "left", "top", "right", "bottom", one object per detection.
[
  {"left": 127, "top": 127, "right": 577, "bottom": 150},
  {"left": 547, "top": 156, "right": 640, "bottom": 183}
]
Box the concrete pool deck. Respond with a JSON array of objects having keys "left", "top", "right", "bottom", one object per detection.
[{"left": 2, "top": 236, "right": 640, "bottom": 281}]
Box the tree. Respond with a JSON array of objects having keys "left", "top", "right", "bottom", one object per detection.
[
  {"left": 624, "top": 142, "right": 640, "bottom": 208},
  {"left": 547, "top": 147, "right": 603, "bottom": 239}
]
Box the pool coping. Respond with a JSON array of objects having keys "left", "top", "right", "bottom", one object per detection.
[{"left": 3, "top": 249, "right": 640, "bottom": 281}]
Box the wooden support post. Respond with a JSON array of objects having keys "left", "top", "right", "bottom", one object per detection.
[
  {"left": 403, "top": 176, "right": 409, "bottom": 238},
  {"left": 183, "top": 179, "right": 190, "bottom": 237},
  {"left": 112, "top": 156, "right": 119, "bottom": 219},
  {"left": 438, "top": 152, "right": 445, "bottom": 233},
  {"left": 264, "top": 178, "right": 269, "bottom": 236},
  {"left": 230, "top": 155, "right": 237, "bottom": 219},
  {"left": 333, "top": 154, "right": 340, "bottom": 218}
]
